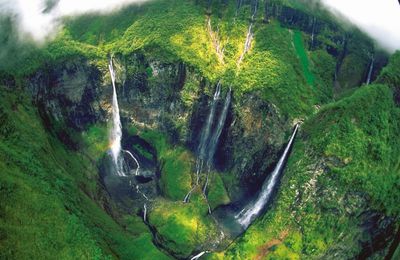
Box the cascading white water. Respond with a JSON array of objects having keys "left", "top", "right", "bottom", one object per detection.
[
  {"left": 196, "top": 81, "right": 221, "bottom": 183},
  {"left": 207, "top": 17, "right": 224, "bottom": 63},
  {"left": 123, "top": 149, "right": 140, "bottom": 176},
  {"left": 238, "top": 24, "right": 253, "bottom": 64},
  {"left": 238, "top": 0, "right": 258, "bottom": 65},
  {"left": 184, "top": 83, "right": 231, "bottom": 205},
  {"left": 190, "top": 251, "right": 209, "bottom": 260},
  {"left": 202, "top": 88, "right": 232, "bottom": 195},
  {"left": 235, "top": 124, "right": 299, "bottom": 228},
  {"left": 108, "top": 58, "right": 140, "bottom": 177},
  {"left": 366, "top": 55, "right": 374, "bottom": 85},
  {"left": 206, "top": 87, "right": 231, "bottom": 166},
  {"left": 109, "top": 58, "right": 125, "bottom": 176},
  {"left": 143, "top": 204, "right": 147, "bottom": 222}
]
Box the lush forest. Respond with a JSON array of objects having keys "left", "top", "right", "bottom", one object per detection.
[{"left": 0, "top": 0, "right": 399, "bottom": 259}]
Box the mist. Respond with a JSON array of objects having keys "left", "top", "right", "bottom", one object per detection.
[
  {"left": 0, "top": 0, "right": 149, "bottom": 42},
  {"left": 321, "top": 0, "right": 400, "bottom": 53}
]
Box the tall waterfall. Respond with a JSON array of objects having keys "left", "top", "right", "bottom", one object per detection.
[
  {"left": 108, "top": 58, "right": 140, "bottom": 176},
  {"left": 195, "top": 81, "right": 221, "bottom": 184},
  {"left": 198, "top": 81, "right": 221, "bottom": 162},
  {"left": 310, "top": 17, "right": 316, "bottom": 50},
  {"left": 203, "top": 88, "right": 232, "bottom": 192},
  {"left": 238, "top": 0, "right": 258, "bottom": 65},
  {"left": 184, "top": 83, "right": 231, "bottom": 205},
  {"left": 366, "top": 55, "right": 374, "bottom": 85},
  {"left": 236, "top": 124, "right": 299, "bottom": 228},
  {"left": 109, "top": 58, "right": 125, "bottom": 176}
]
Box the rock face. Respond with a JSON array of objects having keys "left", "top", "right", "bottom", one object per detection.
[
  {"left": 25, "top": 52, "right": 290, "bottom": 205},
  {"left": 28, "top": 58, "right": 104, "bottom": 133}
]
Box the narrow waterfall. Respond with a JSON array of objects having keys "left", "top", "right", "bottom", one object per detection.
[
  {"left": 203, "top": 88, "right": 232, "bottom": 194},
  {"left": 136, "top": 185, "right": 150, "bottom": 201},
  {"left": 123, "top": 149, "right": 140, "bottom": 176},
  {"left": 197, "top": 81, "right": 221, "bottom": 181},
  {"left": 184, "top": 83, "right": 231, "bottom": 205},
  {"left": 190, "top": 251, "right": 209, "bottom": 260},
  {"left": 310, "top": 17, "right": 316, "bottom": 50},
  {"left": 238, "top": 24, "right": 253, "bottom": 64},
  {"left": 207, "top": 87, "right": 232, "bottom": 165},
  {"left": 108, "top": 58, "right": 140, "bottom": 177},
  {"left": 236, "top": 124, "right": 299, "bottom": 228},
  {"left": 207, "top": 17, "right": 224, "bottom": 63},
  {"left": 109, "top": 58, "right": 125, "bottom": 176},
  {"left": 366, "top": 55, "right": 374, "bottom": 85},
  {"left": 143, "top": 204, "right": 147, "bottom": 222},
  {"left": 238, "top": 0, "right": 258, "bottom": 65}
]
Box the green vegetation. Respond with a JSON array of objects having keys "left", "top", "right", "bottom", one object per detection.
[
  {"left": 309, "top": 49, "right": 336, "bottom": 102},
  {"left": 80, "top": 124, "right": 109, "bottom": 161},
  {"left": 233, "top": 22, "right": 317, "bottom": 117},
  {"left": 141, "top": 130, "right": 193, "bottom": 200},
  {"left": 207, "top": 173, "right": 230, "bottom": 210},
  {"left": 149, "top": 195, "right": 217, "bottom": 258},
  {"left": 0, "top": 90, "right": 169, "bottom": 259},
  {"left": 1, "top": 0, "right": 396, "bottom": 258},
  {"left": 293, "top": 30, "right": 315, "bottom": 86},
  {"left": 377, "top": 50, "right": 400, "bottom": 105},
  {"left": 222, "top": 83, "right": 400, "bottom": 259}
]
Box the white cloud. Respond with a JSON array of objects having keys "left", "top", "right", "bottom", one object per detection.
[
  {"left": 321, "top": 0, "right": 400, "bottom": 53},
  {"left": 0, "top": 0, "right": 149, "bottom": 42}
]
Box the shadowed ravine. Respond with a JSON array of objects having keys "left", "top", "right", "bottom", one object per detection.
[
  {"left": 213, "top": 124, "right": 299, "bottom": 238},
  {"left": 188, "top": 124, "right": 300, "bottom": 259}
]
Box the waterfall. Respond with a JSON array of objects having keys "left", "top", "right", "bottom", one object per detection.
[
  {"left": 190, "top": 251, "right": 209, "bottom": 260},
  {"left": 310, "top": 17, "right": 316, "bottom": 50},
  {"left": 109, "top": 58, "right": 125, "bottom": 176},
  {"left": 251, "top": 0, "right": 258, "bottom": 21},
  {"left": 207, "top": 17, "right": 224, "bottom": 63},
  {"left": 184, "top": 83, "right": 231, "bottom": 205},
  {"left": 108, "top": 58, "right": 140, "bottom": 177},
  {"left": 206, "top": 87, "right": 231, "bottom": 166},
  {"left": 202, "top": 88, "right": 232, "bottom": 194},
  {"left": 196, "top": 81, "right": 221, "bottom": 182},
  {"left": 366, "top": 55, "right": 374, "bottom": 85},
  {"left": 136, "top": 185, "right": 150, "bottom": 201},
  {"left": 235, "top": 124, "right": 299, "bottom": 228},
  {"left": 238, "top": 0, "right": 258, "bottom": 65},
  {"left": 238, "top": 24, "right": 253, "bottom": 65},
  {"left": 143, "top": 204, "right": 147, "bottom": 222},
  {"left": 123, "top": 149, "right": 140, "bottom": 176}
]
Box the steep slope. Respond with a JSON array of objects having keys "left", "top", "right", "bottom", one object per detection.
[
  {"left": 0, "top": 90, "right": 170, "bottom": 259},
  {"left": 221, "top": 82, "right": 399, "bottom": 259},
  {"left": 0, "top": 0, "right": 397, "bottom": 259}
]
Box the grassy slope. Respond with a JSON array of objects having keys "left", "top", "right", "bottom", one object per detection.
[
  {"left": 0, "top": 90, "right": 170, "bottom": 259},
  {"left": 6, "top": 0, "right": 326, "bottom": 119},
  {"left": 138, "top": 129, "right": 228, "bottom": 258},
  {"left": 1, "top": 0, "right": 392, "bottom": 258},
  {"left": 219, "top": 83, "right": 400, "bottom": 259}
]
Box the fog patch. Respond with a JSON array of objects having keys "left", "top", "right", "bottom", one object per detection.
[
  {"left": 321, "top": 0, "right": 400, "bottom": 53},
  {"left": 0, "top": 0, "right": 149, "bottom": 42}
]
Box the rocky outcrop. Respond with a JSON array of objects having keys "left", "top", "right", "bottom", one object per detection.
[
  {"left": 219, "top": 92, "right": 288, "bottom": 200},
  {"left": 24, "top": 51, "right": 292, "bottom": 207},
  {"left": 28, "top": 57, "right": 104, "bottom": 132}
]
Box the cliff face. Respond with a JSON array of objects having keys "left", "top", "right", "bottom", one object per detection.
[
  {"left": 24, "top": 50, "right": 289, "bottom": 202},
  {"left": 1, "top": 0, "right": 398, "bottom": 259}
]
